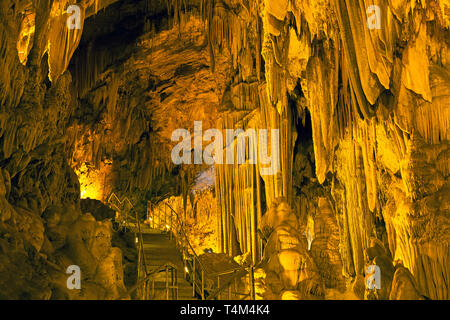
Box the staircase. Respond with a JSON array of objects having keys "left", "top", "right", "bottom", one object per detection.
[
  {"left": 140, "top": 228, "right": 197, "bottom": 300},
  {"left": 109, "top": 194, "right": 255, "bottom": 301}
]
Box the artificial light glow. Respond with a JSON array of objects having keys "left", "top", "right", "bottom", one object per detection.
[
  {"left": 75, "top": 163, "right": 110, "bottom": 200},
  {"left": 80, "top": 185, "right": 101, "bottom": 199},
  {"left": 166, "top": 225, "right": 170, "bottom": 229}
]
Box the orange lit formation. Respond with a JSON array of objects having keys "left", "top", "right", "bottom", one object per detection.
[
  {"left": 0, "top": 0, "right": 448, "bottom": 300},
  {"left": 75, "top": 162, "right": 111, "bottom": 201}
]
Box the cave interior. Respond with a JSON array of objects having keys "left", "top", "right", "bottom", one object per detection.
[{"left": 0, "top": 0, "right": 449, "bottom": 300}]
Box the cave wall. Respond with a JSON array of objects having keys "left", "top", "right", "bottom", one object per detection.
[
  {"left": 0, "top": 0, "right": 448, "bottom": 300},
  {"left": 0, "top": 0, "right": 137, "bottom": 299},
  {"left": 207, "top": 0, "right": 449, "bottom": 299},
  {"left": 0, "top": 0, "right": 222, "bottom": 299}
]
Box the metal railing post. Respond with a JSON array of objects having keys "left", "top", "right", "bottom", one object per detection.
[
  {"left": 174, "top": 268, "right": 178, "bottom": 300},
  {"left": 158, "top": 207, "right": 160, "bottom": 230},
  {"left": 164, "top": 204, "right": 167, "bottom": 230},
  {"left": 152, "top": 279, "right": 155, "bottom": 298},
  {"left": 169, "top": 212, "right": 173, "bottom": 240},
  {"left": 249, "top": 266, "right": 255, "bottom": 300},
  {"left": 152, "top": 204, "right": 155, "bottom": 229},
  {"left": 166, "top": 266, "right": 169, "bottom": 300},
  {"left": 217, "top": 275, "right": 220, "bottom": 300},
  {"left": 192, "top": 259, "right": 196, "bottom": 297},
  {"left": 201, "top": 269, "right": 205, "bottom": 300}
]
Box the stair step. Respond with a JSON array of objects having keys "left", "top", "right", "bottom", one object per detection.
[{"left": 134, "top": 231, "right": 199, "bottom": 300}]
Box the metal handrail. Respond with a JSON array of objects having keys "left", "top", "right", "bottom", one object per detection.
[
  {"left": 206, "top": 265, "right": 253, "bottom": 300},
  {"left": 210, "top": 267, "right": 243, "bottom": 277},
  {"left": 160, "top": 202, "right": 209, "bottom": 299},
  {"left": 147, "top": 200, "right": 209, "bottom": 298},
  {"left": 162, "top": 202, "right": 206, "bottom": 269},
  {"left": 108, "top": 193, "right": 138, "bottom": 232},
  {"left": 108, "top": 193, "right": 150, "bottom": 299},
  {"left": 148, "top": 201, "right": 256, "bottom": 300},
  {"left": 128, "top": 262, "right": 179, "bottom": 300}
]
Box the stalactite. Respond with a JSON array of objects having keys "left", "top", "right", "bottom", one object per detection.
[
  {"left": 47, "top": 4, "right": 85, "bottom": 82},
  {"left": 72, "top": 41, "right": 120, "bottom": 97},
  {"left": 257, "top": 83, "right": 294, "bottom": 205},
  {"left": 334, "top": 0, "right": 378, "bottom": 120},
  {"left": 0, "top": 23, "right": 26, "bottom": 111},
  {"left": 261, "top": 33, "right": 288, "bottom": 114},
  {"left": 305, "top": 52, "right": 339, "bottom": 184},
  {"left": 357, "top": 118, "right": 378, "bottom": 212}
]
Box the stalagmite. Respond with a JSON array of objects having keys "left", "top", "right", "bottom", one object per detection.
[{"left": 0, "top": 0, "right": 448, "bottom": 301}]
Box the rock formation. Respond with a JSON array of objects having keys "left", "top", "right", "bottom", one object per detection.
[{"left": 0, "top": 0, "right": 448, "bottom": 300}]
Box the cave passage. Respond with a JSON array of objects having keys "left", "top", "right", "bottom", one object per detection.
[{"left": 0, "top": 0, "right": 448, "bottom": 302}]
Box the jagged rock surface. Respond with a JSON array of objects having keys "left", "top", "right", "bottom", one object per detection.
[{"left": 0, "top": 0, "right": 448, "bottom": 300}]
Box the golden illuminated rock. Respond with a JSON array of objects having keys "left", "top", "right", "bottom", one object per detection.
[{"left": 0, "top": 0, "right": 448, "bottom": 300}]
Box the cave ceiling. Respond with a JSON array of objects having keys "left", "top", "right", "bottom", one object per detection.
[{"left": 0, "top": 0, "right": 449, "bottom": 301}]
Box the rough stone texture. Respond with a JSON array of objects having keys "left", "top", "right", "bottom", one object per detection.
[
  {"left": 259, "top": 199, "right": 325, "bottom": 300},
  {"left": 0, "top": 0, "right": 448, "bottom": 300},
  {"left": 209, "top": 0, "right": 449, "bottom": 300},
  {"left": 0, "top": 0, "right": 135, "bottom": 300},
  {"left": 81, "top": 198, "right": 116, "bottom": 221}
]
